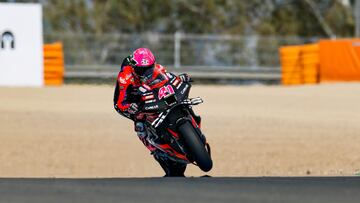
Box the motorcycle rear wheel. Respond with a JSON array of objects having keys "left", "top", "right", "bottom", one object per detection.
[{"left": 178, "top": 121, "right": 213, "bottom": 172}]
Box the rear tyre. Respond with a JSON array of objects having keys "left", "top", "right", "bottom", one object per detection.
[{"left": 178, "top": 121, "right": 213, "bottom": 172}]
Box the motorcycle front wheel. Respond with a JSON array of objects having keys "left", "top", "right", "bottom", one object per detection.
[{"left": 178, "top": 121, "right": 213, "bottom": 172}]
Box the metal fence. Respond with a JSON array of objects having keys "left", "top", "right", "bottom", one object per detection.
[
  {"left": 45, "top": 33, "right": 318, "bottom": 74},
  {"left": 44, "top": 33, "right": 318, "bottom": 84}
]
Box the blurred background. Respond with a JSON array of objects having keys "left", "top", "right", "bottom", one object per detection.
[
  {"left": 3, "top": 0, "right": 359, "bottom": 84},
  {"left": 1, "top": 0, "right": 360, "bottom": 178}
]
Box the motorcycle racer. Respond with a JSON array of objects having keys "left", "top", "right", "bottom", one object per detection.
[{"left": 113, "top": 48, "right": 191, "bottom": 177}]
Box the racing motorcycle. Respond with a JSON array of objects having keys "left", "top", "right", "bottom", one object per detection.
[{"left": 135, "top": 72, "right": 213, "bottom": 172}]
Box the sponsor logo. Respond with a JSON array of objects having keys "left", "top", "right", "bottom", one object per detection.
[
  {"left": 143, "top": 92, "right": 153, "bottom": 96},
  {"left": 119, "top": 77, "right": 127, "bottom": 84},
  {"left": 143, "top": 94, "right": 155, "bottom": 100},
  {"left": 158, "top": 85, "right": 175, "bottom": 100},
  {"left": 143, "top": 84, "right": 151, "bottom": 90},
  {"left": 172, "top": 78, "right": 179, "bottom": 86},
  {"left": 181, "top": 84, "right": 189, "bottom": 94},
  {"left": 141, "top": 59, "right": 149, "bottom": 65},
  {"left": 145, "top": 99, "right": 156, "bottom": 104},
  {"left": 139, "top": 86, "right": 147, "bottom": 93},
  {"left": 176, "top": 81, "right": 183, "bottom": 89},
  {"left": 1, "top": 31, "right": 15, "bottom": 50},
  {"left": 145, "top": 105, "right": 159, "bottom": 110},
  {"left": 167, "top": 73, "right": 174, "bottom": 79},
  {"left": 125, "top": 74, "right": 132, "bottom": 80}
]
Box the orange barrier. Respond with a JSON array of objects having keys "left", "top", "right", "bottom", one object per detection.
[
  {"left": 279, "top": 43, "right": 319, "bottom": 85},
  {"left": 301, "top": 44, "right": 319, "bottom": 84},
  {"left": 43, "top": 42, "right": 64, "bottom": 86},
  {"left": 279, "top": 45, "right": 302, "bottom": 85},
  {"left": 319, "top": 39, "right": 360, "bottom": 81},
  {"left": 279, "top": 39, "right": 360, "bottom": 85}
]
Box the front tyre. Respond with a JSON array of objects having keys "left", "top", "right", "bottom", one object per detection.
[{"left": 178, "top": 121, "right": 213, "bottom": 172}]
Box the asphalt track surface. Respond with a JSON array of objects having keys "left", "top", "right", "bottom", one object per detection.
[{"left": 0, "top": 177, "right": 360, "bottom": 203}]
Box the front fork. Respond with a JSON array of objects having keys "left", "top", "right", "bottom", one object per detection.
[{"left": 188, "top": 107, "right": 201, "bottom": 127}]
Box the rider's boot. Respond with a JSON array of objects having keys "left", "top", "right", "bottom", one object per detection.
[
  {"left": 153, "top": 151, "right": 186, "bottom": 177},
  {"left": 135, "top": 121, "right": 187, "bottom": 177}
]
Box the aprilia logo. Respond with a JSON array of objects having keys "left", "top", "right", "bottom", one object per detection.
[{"left": 1, "top": 31, "right": 15, "bottom": 50}]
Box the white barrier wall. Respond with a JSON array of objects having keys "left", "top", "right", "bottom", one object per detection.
[{"left": 0, "top": 3, "right": 43, "bottom": 86}]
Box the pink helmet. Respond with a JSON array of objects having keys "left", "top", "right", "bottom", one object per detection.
[{"left": 131, "top": 48, "right": 156, "bottom": 78}]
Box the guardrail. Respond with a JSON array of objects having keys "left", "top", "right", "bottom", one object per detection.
[
  {"left": 45, "top": 33, "right": 316, "bottom": 70},
  {"left": 65, "top": 65, "right": 281, "bottom": 84},
  {"left": 44, "top": 33, "right": 315, "bottom": 84}
]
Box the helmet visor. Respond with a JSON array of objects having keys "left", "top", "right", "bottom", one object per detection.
[{"left": 134, "top": 64, "right": 155, "bottom": 79}]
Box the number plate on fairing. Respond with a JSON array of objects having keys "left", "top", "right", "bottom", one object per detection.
[
  {"left": 158, "top": 85, "right": 175, "bottom": 100},
  {"left": 141, "top": 81, "right": 191, "bottom": 112}
]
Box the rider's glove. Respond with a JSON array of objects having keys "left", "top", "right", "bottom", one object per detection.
[
  {"left": 127, "top": 103, "right": 139, "bottom": 115},
  {"left": 179, "top": 73, "right": 191, "bottom": 82}
]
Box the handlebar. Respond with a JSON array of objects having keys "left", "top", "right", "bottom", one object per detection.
[{"left": 180, "top": 97, "right": 203, "bottom": 105}]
